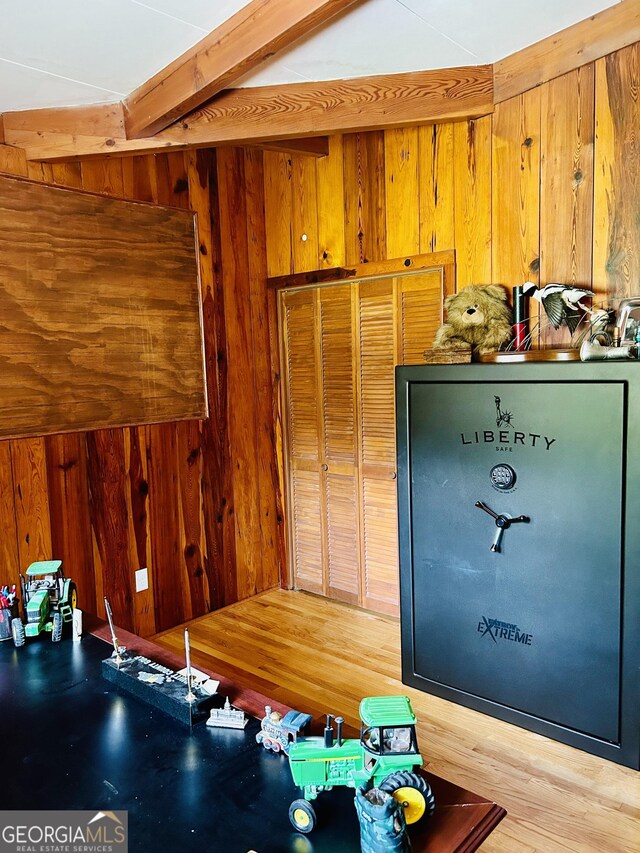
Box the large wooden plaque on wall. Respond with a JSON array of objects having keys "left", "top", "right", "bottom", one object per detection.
[{"left": 0, "top": 174, "right": 206, "bottom": 438}]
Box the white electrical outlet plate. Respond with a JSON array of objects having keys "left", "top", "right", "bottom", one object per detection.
[{"left": 135, "top": 567, "right": 149, "bottom": 592}]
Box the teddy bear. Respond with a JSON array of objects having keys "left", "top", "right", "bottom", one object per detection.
[{"left": 433, "top": 284, "right": 513, "bottom": 355}]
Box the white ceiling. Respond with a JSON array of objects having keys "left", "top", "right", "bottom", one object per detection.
[{"left": 0, "top": 0, "right": 621, "bottom": 114}]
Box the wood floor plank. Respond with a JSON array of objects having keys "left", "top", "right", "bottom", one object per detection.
[{"left": 154, "top": 589, "right": 640, "bottom": 853}]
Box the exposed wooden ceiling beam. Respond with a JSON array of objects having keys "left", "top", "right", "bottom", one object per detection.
[
  {"left": 2, "top": 66, "right": 493, "bottom": 162},
  {"left": 0, "top": 103, "right": 328, "bottom": 159},
  {"left": 123, "top": 0, "right": 362, "bottom": 138},
  {"left": 494, "top": 0, "right": 640, "bottom": 103}
]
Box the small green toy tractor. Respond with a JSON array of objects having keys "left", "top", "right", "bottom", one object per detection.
[
  {"left": 287, "top": 695, "right": 434, "bottom": 834},
  {"left": 11, "top": 560, "right": 77, "bottom": 648}
]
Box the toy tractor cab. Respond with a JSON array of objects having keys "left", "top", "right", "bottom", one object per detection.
[
  {"left": 287, "top": 695, "right": 434, "bottom": 834},
  {"left": 11, "top": 560, "right": 77, "bottom": 648}
]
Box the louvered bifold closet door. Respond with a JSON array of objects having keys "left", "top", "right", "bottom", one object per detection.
[
  {"left": 357, "top": 280, "right": 399, "bottom": 615},
  {"left": 319, "top": 286, "right": 360, "bottom": 604},
  {"left": 282, "top": 289, "right": 323, "bottom": 595},
  {"left": 281, "top": 266, "right": 445, "bottom": 614}
]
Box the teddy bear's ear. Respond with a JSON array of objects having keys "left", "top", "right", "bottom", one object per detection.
[
  {"left": 443, "top": 293, "right": 457, "bottom": 309},
  {"left": 484, "top": 284, "right": 508, "bottom": 302}
]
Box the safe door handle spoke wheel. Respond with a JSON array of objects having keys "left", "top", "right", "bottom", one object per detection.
[{"left": 475, "top": 501, "right": 530, "bottom": 553}]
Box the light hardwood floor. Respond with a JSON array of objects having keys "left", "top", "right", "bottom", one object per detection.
[{"left": 154, "top": 589, "right": 639, "bottom": 852}]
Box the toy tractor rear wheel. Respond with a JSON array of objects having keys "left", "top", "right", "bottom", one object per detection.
[
  {"left": 289, "top": 799, "right": 316, "bottom": 834},
  {"left": 11, "top": 617, "right": 25, "bottom": 648},
  {"left": 52, "top": 611, "right": 63, "bottom": 642},
  {"left": 379, "top": 771, "right": 435, "bottom": 825},
  {"left": 68, "top": 583, "right": 78, "bottom": 611}
]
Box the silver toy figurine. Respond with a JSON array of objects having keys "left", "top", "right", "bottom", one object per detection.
[
  {"left": 104, "top": 596, "right": 126, "bottom": 667},
  {"left": 184, "top": 628, "right": 196, "bottom": 703}
]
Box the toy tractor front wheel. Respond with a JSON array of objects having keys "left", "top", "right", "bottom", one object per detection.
[
  {"left": 11, "top": 617, "right": 25, "bottom": 648},
  {"left": 289, "top": 799, "right": 316, "bottom": 834},
  {"left": 379, "top": 771, "right": 435, "bottom": 825},
  {"left": 52, "top": 611, "right": 63, "bottom": 642}
]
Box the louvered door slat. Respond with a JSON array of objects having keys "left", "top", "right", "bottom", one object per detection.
[
  {"left": 359, "top": 281, "right": 396, "bottom": 466},
  {"left": 362, "top": 477, "right": 399, "bottom": 614},
  {"left": 399, "top": 270, "right": 444, "bottom": 364},
  {"left": 291, "top": 467, "right": 323, "bottom": 593},
  {"left": 320, "top": 286, "right": 356, "bottom": 464},
  {"left": 326, "top": 472, "right": 359, "bottom": 603},
  {"left": 358, "top": 279, "right": 399, "bottom": 615},
  {"left": 283, "top": 290, "right": 319, "bottom": 460}
]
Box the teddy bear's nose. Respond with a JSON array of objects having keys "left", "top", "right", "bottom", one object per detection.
[{"left": 466, "top": 307, "right": 477, "bottom": 315}]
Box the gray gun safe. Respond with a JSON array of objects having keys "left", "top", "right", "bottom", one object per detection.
[{"left": 396, "top": 362, "right": 640, "bottom": 769}]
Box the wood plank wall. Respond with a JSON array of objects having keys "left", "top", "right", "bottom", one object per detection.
[
  {"left": 263, "top": 44, "right": 639, "bottom": 354},
  {"left": 0, "top": 145, "right": 282, "bottom": 635},
  {"left": 0, "top": 39, "right": 636, "bottom": 636}
]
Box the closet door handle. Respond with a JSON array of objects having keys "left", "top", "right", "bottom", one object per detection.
[
  {"left": 390, "top": 471, "right": 397, "bottom": 480},
  {"left": 321, "top": 463, "right": 329, "bottom": 471}
]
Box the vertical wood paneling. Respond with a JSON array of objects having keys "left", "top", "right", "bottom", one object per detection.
[
  {"left": 176, "top": 420, "right": 209, "bottom": 618},
  {"left": 385, "top": 127, "right": 420, "bottom": 258},
  {"left": 147, "top": 423, "right": 186, "bottom": 630},
  {"left": 317, "top": 135, "right": 346, "bottom": 268},
  {"left": 138, "top": 150, "right": 199, "bottom": 629},
  {"left": 80, "top": 159, "right": 125, "bottom": 196},
  {"left": 187, "top": 149, "right": 236, "bottom": 610},
  {"left": 492, "top": 90, "right": 541, "bottom": 288},
  {"left": 245, "top": 148, "right": 282, "bottom": 593},
  {"left": 344, "top": 132, "right": 387, "bottom": 264},
  {"left": 26, "top": 161, "right": 54, "bottom": 183},
  {"left": 45, "top": 433, "right": 96, "bottom": 611},
  {"left": 540, "top": 66, "right": 595, "bottom": 347},
  {"left": 86, "top": 429, "right": 132, "bottom": 627},
  {"left": 0, "top": 442, "right": 19, "bottom": 586},
  {"left": 593, "top": 44, "right": 640, "bottom": 301},
  {"left": 122, "top": 155, "right": 158, "bottom": 202},
  {"left": 264, "top": 152, "right": 294, "bottom": 277},
  {"left": 124, "top": 426, "right": 155, "bottom": 637},
  {"left": 217, "top": 147, "right": 263, "bottom": 600},
  {"left": 11, "top": 438, "right": 53, "bottom": 569},
  {"left": 453, "top": 117, "right": 492, "bottom": 286},
  {"left": 51, "top": 162, "right": 83, "bottom": 189},
  {"left": 0, "top": 143, "right": 28, "bottom": 176},
  {"left": 419, "top": 123, "right": 455, "bottom": 254},
  {"left": 292, "top": 156, "right": 320, "bottom": 272}
]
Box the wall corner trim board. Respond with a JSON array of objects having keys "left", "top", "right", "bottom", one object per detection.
[{"left": 0, "top": 172, "right": 206, "bottom": 439}]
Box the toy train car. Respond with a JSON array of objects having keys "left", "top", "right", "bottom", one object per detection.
[{"left": 256, "top": 705, "right": 312, "bottom": 755}]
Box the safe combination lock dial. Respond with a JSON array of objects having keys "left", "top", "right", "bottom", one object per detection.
[{"left": 475, "top": 500, "right": 530, "bottom": 553}]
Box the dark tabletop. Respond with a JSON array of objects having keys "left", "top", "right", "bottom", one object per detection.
[{"left": 0, "top": 631, "right": 505, "bottom": 853}]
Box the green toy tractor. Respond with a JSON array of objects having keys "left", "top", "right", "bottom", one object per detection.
[
  {"left": 287, "top": 695, "right": 435, "bottom": 834},
  {"left": 11, "top": 560, "right": 77, "bottom": 648}
]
